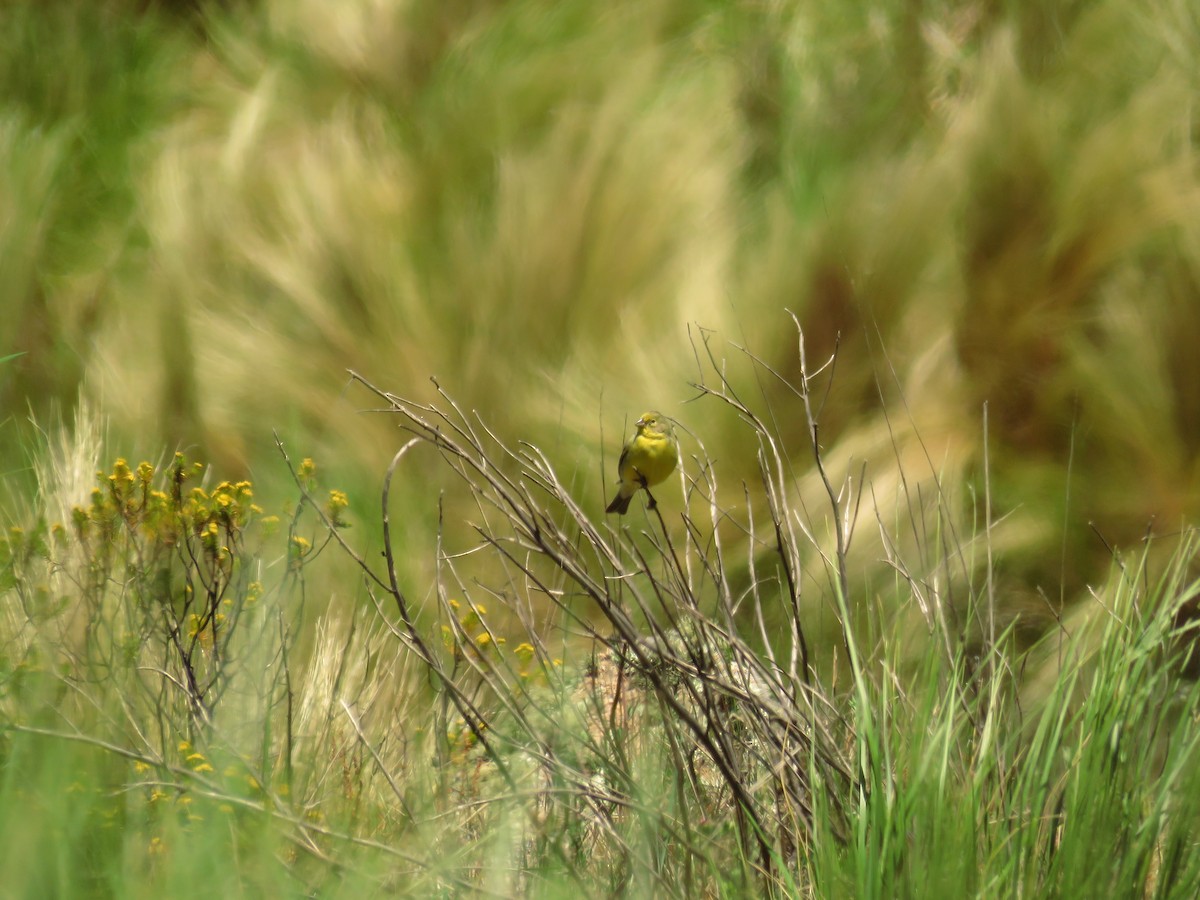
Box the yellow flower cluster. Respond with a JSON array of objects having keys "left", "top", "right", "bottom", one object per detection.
[
  {"left": 436, "top": 599, "right": 567, "bottom": 683},
  {"left": 442, "top": 599, "right": 507, "bottom": 657},
  {"left": 67, "top": 456, "right": 264, "bottom": 560}
]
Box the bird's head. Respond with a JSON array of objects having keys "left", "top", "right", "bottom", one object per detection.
[{"left": 636, "top": 412, "right": 672, "bottom": 438}]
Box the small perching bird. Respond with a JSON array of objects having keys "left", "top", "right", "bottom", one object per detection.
[{"left": 605, "top": 411, "right": 679, "bottom": 514}]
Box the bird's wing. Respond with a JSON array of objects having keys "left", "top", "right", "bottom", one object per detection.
[{"left": 616, "top": 442, "right": 630, "bottom": 481}]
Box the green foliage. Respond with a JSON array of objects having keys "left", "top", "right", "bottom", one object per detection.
[
  {"left": 5, "top": 397, "right": 1200, "bottom": 895},
  {"left": 7, "top": 0, "right": 1200, "bottom": 894},
  {"left": 0, "top": 451, "right": 362, "bottom": 894},
  {"left": 0, "top": 1, "right": 188, "bottom": 422}
]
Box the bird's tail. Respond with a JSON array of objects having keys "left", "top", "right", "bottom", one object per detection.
[{"left": 606, "top": 490, "right": 633, "bottom": 515}]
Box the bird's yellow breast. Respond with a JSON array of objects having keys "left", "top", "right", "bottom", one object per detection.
[{"left": 620, "top": 429, "right": 678, "bottom": 487}]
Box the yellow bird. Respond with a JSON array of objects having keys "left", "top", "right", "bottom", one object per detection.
[{"left": 605, "top": 411, "right": 679, "bottom": 514}]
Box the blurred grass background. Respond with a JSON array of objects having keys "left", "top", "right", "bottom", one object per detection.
[
  {"left": 7, "top": 1, "right": 1200, "bottom": 894},
  {"left": 4, "top": 0, "right": 1200, "bottom": 646}
]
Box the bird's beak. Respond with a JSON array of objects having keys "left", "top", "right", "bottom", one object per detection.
[{"left": 635, "top": 416, "right": 647, "bottom": 428}]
